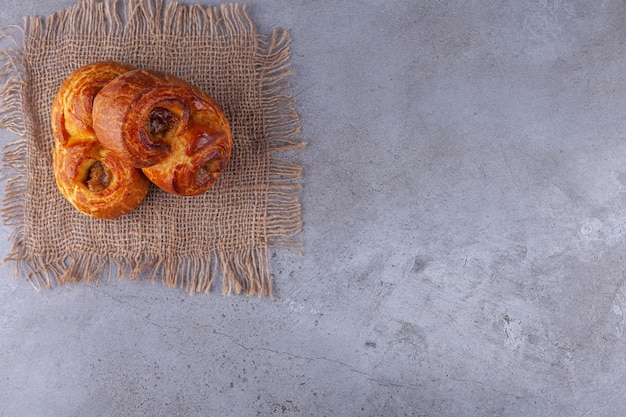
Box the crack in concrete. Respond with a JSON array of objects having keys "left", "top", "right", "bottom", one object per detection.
[{"left": 206, "top": 325, "right": 420, "bottom": 389}]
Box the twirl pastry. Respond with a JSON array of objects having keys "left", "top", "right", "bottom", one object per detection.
[
  {"left": 51, "top": 61, "right": 150, "bottom": 219},
  {"left": 92, "top": 69, "right": 233, "bottom": 196}
]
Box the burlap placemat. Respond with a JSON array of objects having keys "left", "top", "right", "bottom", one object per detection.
[{"left": 0, "top": 0, "right": 305, "bottom": 296}]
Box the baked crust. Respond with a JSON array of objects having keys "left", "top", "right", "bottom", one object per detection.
[
  {"left": 92, "top": 69, "right": 233, "bottom": 196},
  {"left": 51, "top": 61, "right": 151, "bottom": 218}
]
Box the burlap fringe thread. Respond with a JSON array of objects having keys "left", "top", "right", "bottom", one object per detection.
[{"left": 0, "top": 0, "right": 305, "bottom": 296}]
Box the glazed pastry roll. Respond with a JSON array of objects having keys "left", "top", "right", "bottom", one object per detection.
[
  {"left": 51, "top": 61, "right": 150, "bottom": 219},
  {"left": 92, "top": 69, "right": 233, "bottom": 196}
]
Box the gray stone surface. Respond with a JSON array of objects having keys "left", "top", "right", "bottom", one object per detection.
[{"left": 2, "top": 0, "right": 626, "bottom": 415}]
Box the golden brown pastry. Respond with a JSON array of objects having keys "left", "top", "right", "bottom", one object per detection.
[
  {"left": 52, "top": 61, "right": 151, "bottom": 219},
  {"left": 92, "top": 69, "right": 232, "bottom": 196}
]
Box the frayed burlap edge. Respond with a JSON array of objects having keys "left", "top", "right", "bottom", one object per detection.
[{"left": 0, "top": 1, "right": 305, "bottom": 296}]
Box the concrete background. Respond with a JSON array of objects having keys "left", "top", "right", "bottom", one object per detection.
[{"left": 2, "top": 0, "right": 626, "bottom": 415}]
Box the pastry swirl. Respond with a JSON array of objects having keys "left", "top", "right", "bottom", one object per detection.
[
  {"left": 92, "top": 69, "right": 233, "bottom": 196},
  {"left": 52, "top": 61, "right": 151, "bottom": 219}
]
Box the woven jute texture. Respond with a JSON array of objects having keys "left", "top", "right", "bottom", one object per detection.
[{"left": 0, "top": 0, "right": 305, "bottom": 296}]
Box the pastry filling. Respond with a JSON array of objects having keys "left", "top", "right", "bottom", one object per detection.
[
  {"left": 197, "top": 158, "right": 221, "bottom": 184},
  {"left": 148, "top": 107, "right": 178, "bottom": 138},
  {"left": 85, "top": 161, "right": 111, "bottom": 192}
]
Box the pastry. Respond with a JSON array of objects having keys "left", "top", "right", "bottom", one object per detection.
[
  {"left": 92, "top": 69, "right": 232, "bottom": 196},
  {"left": 51, "top": 61, "right": 150, "bottom": 218}
]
